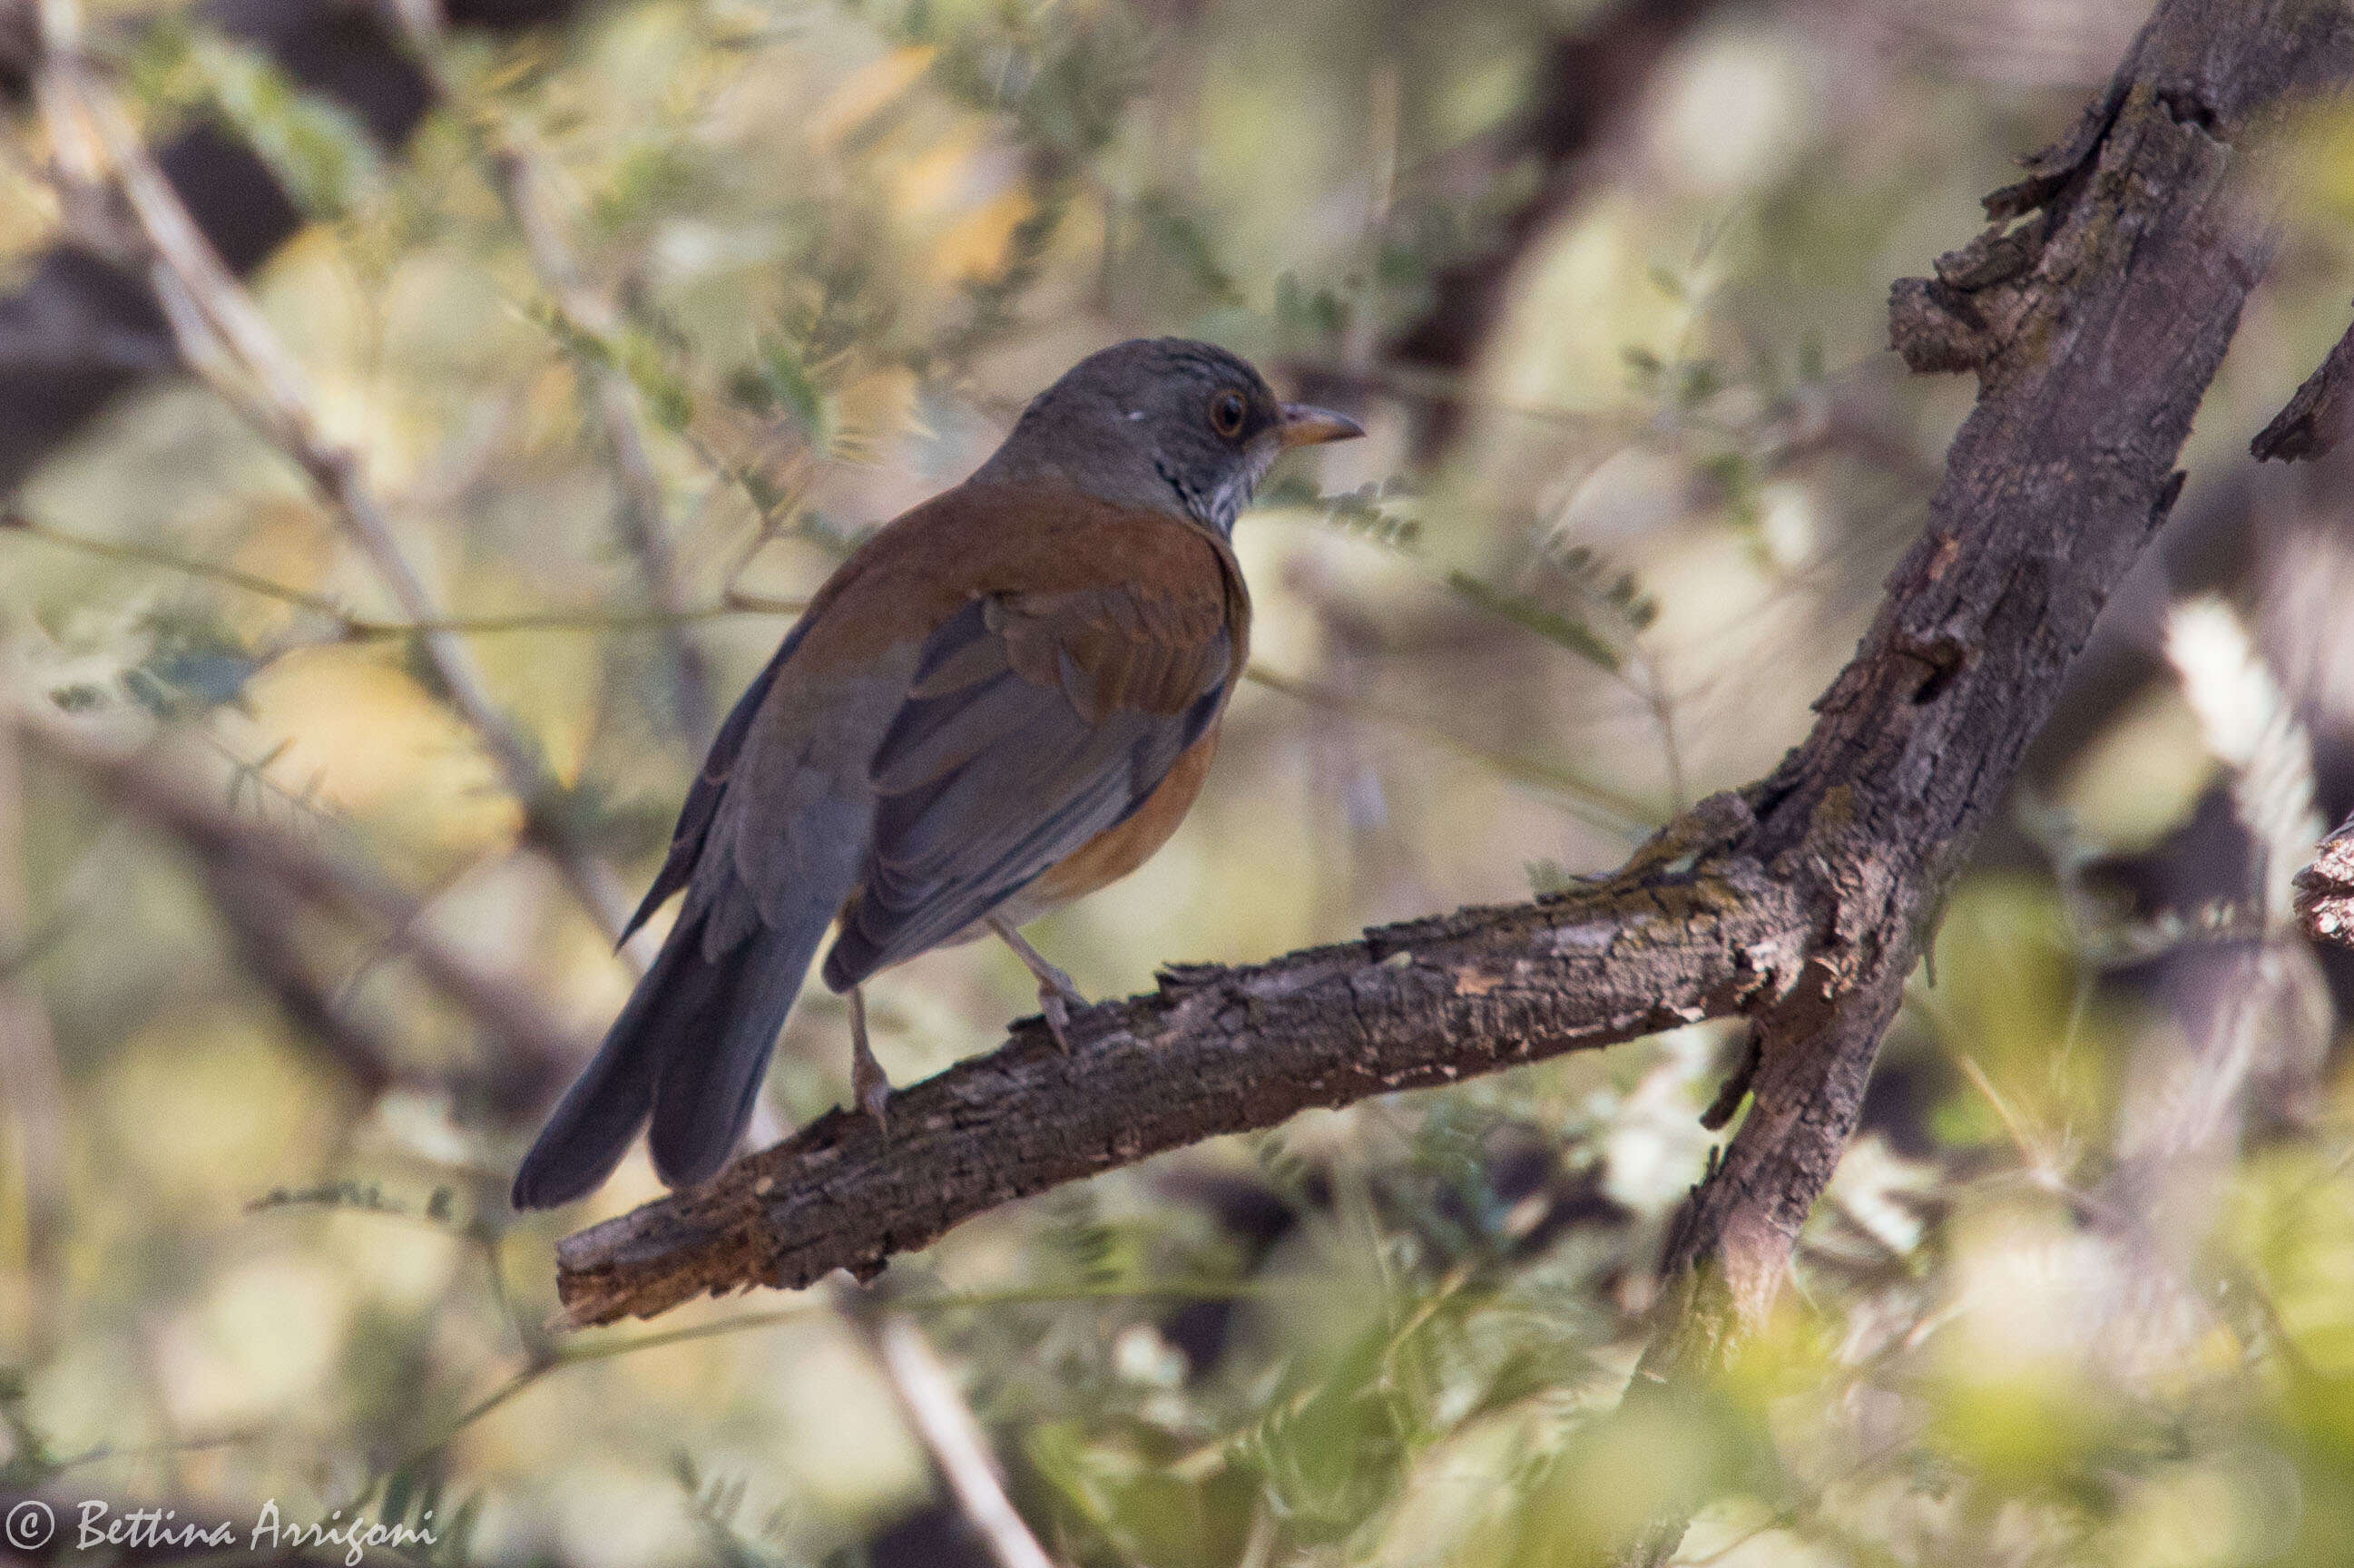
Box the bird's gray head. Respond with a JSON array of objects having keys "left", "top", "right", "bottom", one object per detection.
[{"left": 975, "top": 338, "right": 1363, "bottom": 534}]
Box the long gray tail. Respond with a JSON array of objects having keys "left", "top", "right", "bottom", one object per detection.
[{"left": 510, "top": 904, "right": 824, "bottom": 1210}]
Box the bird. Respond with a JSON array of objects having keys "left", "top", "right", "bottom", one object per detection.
[{"left": 511, "top": 338, "right": 1363, "bottom": 1209}]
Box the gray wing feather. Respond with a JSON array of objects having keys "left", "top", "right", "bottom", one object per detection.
[{"left": 821, "top": 595, "right": 1229, "bottom": 988}]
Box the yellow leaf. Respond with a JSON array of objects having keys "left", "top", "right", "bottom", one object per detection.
[{"left": 811, "top": 44, "right": 937, "bottom": 149}]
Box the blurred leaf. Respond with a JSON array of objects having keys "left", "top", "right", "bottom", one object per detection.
[
  {"left": 164, "top": 30, "right": 387, "bottom": 219},
  {"left": 1135, "top": 194, "right": 1246, "bottom": 308},
  {"left": 1444, "top": 571, "right": 1622, "bottom": 673}
]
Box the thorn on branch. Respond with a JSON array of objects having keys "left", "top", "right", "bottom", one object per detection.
[{"left": 2251, "top": 309, "right": 2354, "bottom": 463}]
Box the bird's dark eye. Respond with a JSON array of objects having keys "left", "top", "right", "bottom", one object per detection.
[{"left": 1208, "top": 389, "right": 1247, "bottom": 438}]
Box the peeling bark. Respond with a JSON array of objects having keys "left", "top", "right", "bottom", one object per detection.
[
  {"left": 2296, "top": 812, "right": 2354, "bottom": 946},
  {"left": 551, "top": 2, "right": 2353, "bottom": 1358}
]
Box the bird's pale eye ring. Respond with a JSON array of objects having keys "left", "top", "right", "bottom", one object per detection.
[{"left": 1208, "top": 389, "right": 1247, "bottom": 438}]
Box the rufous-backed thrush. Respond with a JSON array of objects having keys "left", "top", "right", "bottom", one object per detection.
[{"left": 512, "top": 338, "right": 1362, "bottom": 1208}]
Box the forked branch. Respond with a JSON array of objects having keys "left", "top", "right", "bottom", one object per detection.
[{"left": 554, "top": 2, "right": 2353, "bottom": 1366}]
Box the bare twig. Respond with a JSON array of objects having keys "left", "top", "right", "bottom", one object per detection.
[
  {"left": 480, "top": 135, "right": 718, "bottom": 742},
  {"left": 10, "top": 705, "right": 584, "bottom": 1122},
  {"left": 30, "top": 16, "right": 644, "bottom": 956},
  {"left": 842, "top": 1290, "right": 1060, "bottom": 1568},
  {"left": 2, "top": 502, "right": 800, "bottom": 642},
  {"left": 1376, "top": 0, "right": 1728, "bottom": 457},
  {"left": 0, "top": 719, "right": 67, "bottom": 1359},
  {"left": 1242, "top": 663, "right": 1659, "bottom": 833},
  {"left": 0, "top": 0, "right": 601, "bottom": 493},
  {"left": 199, "top": 852, "right": 414, "bottom": 1104}
]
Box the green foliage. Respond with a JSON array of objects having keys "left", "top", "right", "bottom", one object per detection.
[
  {"left": 1133, "top": 193, "right": 1248, "bottom": 309},
  {"left": 131, "top": 23, "right": 387, "bottom": 218},
  {"left": 10, "top": 2, "right": 2354, "bottom": 1566},
  {"left": 1443, "top": 569, "right": 1623, "bottom": 673}
]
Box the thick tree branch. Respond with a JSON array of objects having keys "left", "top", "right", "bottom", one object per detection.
[
  {"left": 559, "top": 810, "right": 1802, "bottom": 1322},
  {"left": 1613, "top": 4, "right": 2353, "bottom": 1562},
  {"left": 552, "top": 0, "right": 2353, "bottom": 1338}
]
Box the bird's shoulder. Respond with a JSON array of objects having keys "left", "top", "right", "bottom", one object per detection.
[{"left": 790, "top": 479, "right": 1247, "bottom": 675}]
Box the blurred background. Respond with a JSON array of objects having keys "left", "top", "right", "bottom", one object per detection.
[{"left": 5, "top": 0, "right": 2354, "bottom": 1561}]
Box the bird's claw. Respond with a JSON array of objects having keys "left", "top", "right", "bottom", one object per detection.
[
  {"left": 853, "top": 1051, "right": 892, "bottom": 1131},
  {"left": 990, "top": 914, "right": 1089, "bottom": 1053},
  {"left": 1038, "top": 983, "right": 1076, "bottom": 1053}
]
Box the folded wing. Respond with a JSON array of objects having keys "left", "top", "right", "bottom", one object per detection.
[{"left": 822, "top": 576, "right": 1234, "bottom": 988}]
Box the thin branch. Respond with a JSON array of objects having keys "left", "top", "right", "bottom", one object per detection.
[
  {"left": 2, "top": 504, "right": 357, "bottom": 620},
  {"left": 476, "top": 123, "right": 719, "bottom": 741},
  {"left": 844, "top": 1292, "right": 1060, "bottom": 1568},
  {"left": 1241, "top": 663, "right": 1661, "bottom": 833},
  {"left": 3, "top": 490, "right": 1643, "bottom": 831},
  {"left": 0, "top": 720, "right": 67, "bottom": 1361},
  {"left": 1, "top": 505, "right": 803, "bottom": 642},
  {"left": 0, "top": 0, "right": 602, "bottom": 492},
  {"left": 1374, "top": 0, "right": 1728, "bottom": 457},
  {"left": 200, "top": 850, "right": 412, "bottom": 1103},
  {"left": 10, "top": 706, "right": 585, "bottom": 1122},
  {"left": 30, "top": 21, "right": 643, "bottom": 951}
]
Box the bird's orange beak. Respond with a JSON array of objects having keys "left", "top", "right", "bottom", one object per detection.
[{"left": 1276, "top": 404, "right": 1366, "bottom": 448}]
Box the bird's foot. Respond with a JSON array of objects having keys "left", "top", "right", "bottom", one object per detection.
[
  {"left": 852, "top": 1047, "right": 893, "bottom": 1130},
  {"left": 1035, "top": 979, "right": 1081, "bottom": 1053},
  {"left": 848, "top": 985, "right": 891, "bottom": 1131},
  {"left": 989, "top": 915, "right": 1089, "bottom": 1053}
]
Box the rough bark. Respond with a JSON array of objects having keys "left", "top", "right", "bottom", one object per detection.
[
  {"left": 2297, "top": 813, "right": 2354, "bottom": 946},
  {"left": 560, "top": 814, "right": 1805, "bottom": 1322},
  {"left": 1615, "top": 2, "right": 2353, "bottom": 1561},
  {"left": 554, "top": 0, "right": 2353, "bottom": 1344}
]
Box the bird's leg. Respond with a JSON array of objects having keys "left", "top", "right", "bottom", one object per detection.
[
  {"left": 986, "top": 914, "right": 1088, "bottom": 1052},
  {"left": 847, "top": 985, "right": 891, "bottom": 1129}
]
